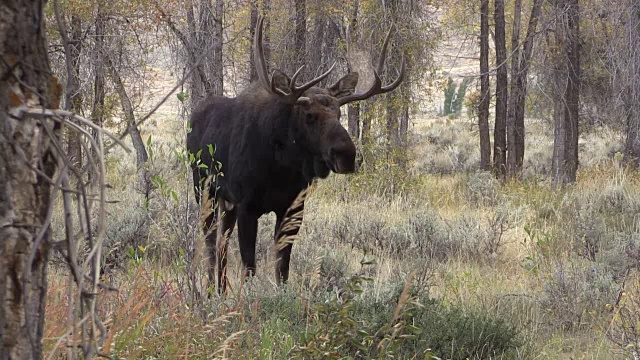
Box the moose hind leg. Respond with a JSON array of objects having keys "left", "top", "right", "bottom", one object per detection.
[
  {"left": 217, "top": 201, "right": 237, "bottom": 294},
  {"left": 237, "top": 210, "right": 259, "bottom": 278},
  {"left": 274, "top": 189, "right": 307, "bottom": 284}
]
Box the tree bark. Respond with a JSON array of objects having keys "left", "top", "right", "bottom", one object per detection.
[
  {"left": 624, "top": 0, "right": 640, "bottom": 167},
  {"left": 493, "top": 0, "right": 508, "bottom": 179},
  {"left": 294, "top": 0, "right": 307, "bottom": 80},
  {"left": 308, "top": 15, "right": 325, "bottom": 76},
  {"left": 399, "top": 85, "right": 410, "bottom": 146},
  {"left": 249, "top": 0, "right": 258, "bottom": 82},
  {"left": 506, "top": 0, "right": 523, "bottom": 177},
  {"left": 514, "top": 0, "right": 543, "bottom": 171},
  {"left": 386, "top": 93, "right": 399, "bottom": 151},
  {"left": 348, "top": 104, "right": 360, "bottom": 139},
  {"left": 563, "top": 0, "right": 580, "bottom": 183},
  {"left": 93, "top": 5, "right": 106, "bottom": 129},
  {"left": 347, "top": 1, "right": 360, "bottom": 140},
  {"left": 0, "top": 0, "right": 59, "bottom": 357},
  {"left": 479, "top": 0, "right": 492, "bottom": 170},
  {"left": 506, "top": 0, "right": 543, "bottom": 176},
  {"left": 90, "top": 2, "right": 106, "bottom": 183},
  {"left": 186, "top": 0, "right": 201, "bottom": 105},
  {"left": 106, "top": 56, "right": 149, "bottom": 170},
  {"left": 552, "top": 0, "right": 580, "bottom": 186},
  {"left": 249, "top": 0, "right": 271, "bottom": 83},
  {"left": 63, "top": 15, "right": 83, "bottom": 168},
  {"left": 385, "top": 0, "right": 402, "bottom": 160},
  {"left": 263, "top": 0, "right": 271, "bottom": 68},
  {"left": 361, "top": 101, "right": 372, "bottom": 145},
  {"left": 212, "top": 0, "right": 224, "bottom": 95},
  {"left": 552, "top": 70, "right": 567, "bottom": 185}
]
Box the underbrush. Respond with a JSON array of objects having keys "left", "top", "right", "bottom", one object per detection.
[
  {"left": 45, "top": 260, "right": 524, "bottom": 359},
  {"left": 43, "top": 117, "right": 640, "bottom": 358}
]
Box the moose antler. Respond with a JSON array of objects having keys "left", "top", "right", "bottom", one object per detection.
[
  {"left": 254, "top": 16, "right": 335, "bottom": 103},
  {"left": 338, "top": 26, "right": 405, "bottom": 106}
]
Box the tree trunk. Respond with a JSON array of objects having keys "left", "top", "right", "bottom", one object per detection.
[
  {"left": 624, "top": 0, "right": 640, "bottom": 167},
  {"left": 347, "top": 1, "right": 360, "bottom": 140},
  {"left": 506, "top": 0, "right": 522, "bottom": 177},
  {"left": 0, "top": 0, "right": 59, "bottom": 357},
  {"left": 479, "top": 0, "right": 492, "bottom": 170},
  {"left": 263, "top": 0, "right": 271, "bottom": 68},
  {"left": 361, "top": 101, "right": 372, "bottom": 145},
  {"left": 506, "top": 0, "right": 543, "bottom": 176},
  {"left": 386, "top": 93, "right": 399, "bottom": 151},
  {"left": 552, "top": 71, "right": 567, "bottom": 185},
  {"left": 249, "top": 0, "right": 258, "bottom": 82},
  {"left": 91, "top": 2, "right": 106, "bottom": 183},
  {"left": 493, "top": 0, "right": 508, "bottom": 179},
  {"left": 63, "top": 15, "right": 83, "bottom": 168},
  {"left": 348, "top": 104, "right": 360, "bottom": 139},
  {"left": 514, "top": 0, "right": 543, "bottom": 171},
  {"left": 249, "top": 0, "right": 271, "bottom": 83},
  {"left": 93, "top": 6, "right": 105, "bottom": 128},
  {"left": 212, "top": 0, "right": 224, "bottom": 95},
  {"left": 186, "top": 0, "right": 204, "bottom": 108},
  {"left": 294, "top": 0, "right": 307, "bottom": 79},
  {"left": 552, "top": 0, "right": 580, "bottom": 186},
  {"left": 308, "top": 16, "right": 326, "bottom": 78},
  {"left": 323, "top": 19, "right": 340, "bottom": 76},
  {"left": 564, "top": 0, "right": 580, "bottom": 183},
  {"left": 399, "top": 85, "right": 410, "bottom": 146},
  {"left": 106, "top": 56, "right": 149, "bottom": 170}
]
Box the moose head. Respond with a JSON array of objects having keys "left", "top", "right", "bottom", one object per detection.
[{"left": 252, "top": 16, "right": 405, "bottom": 179}]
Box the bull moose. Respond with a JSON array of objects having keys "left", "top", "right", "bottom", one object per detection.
[{"left": 187, "top": 16, "right": 404, "bottom": 292}]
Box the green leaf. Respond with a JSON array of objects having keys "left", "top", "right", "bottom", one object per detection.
[
  {"left": 350, "top": 339, "right": 368, "bottom": 351},
  {"left": 177, "top": 91, "right": 185, "bottom": 102},
  {"left": 406, "top": 325, "right": 423, "bottom": 335},
  {"left": 360, "top": 257, "right": 376, "bottom": 265}
]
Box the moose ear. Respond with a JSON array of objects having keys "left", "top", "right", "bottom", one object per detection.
[
  {"left": 328, "top": 73, "right": 359, "bottom": 98},
  {"left": 271, "top": 69, "right": 291, "bottom": 94}
]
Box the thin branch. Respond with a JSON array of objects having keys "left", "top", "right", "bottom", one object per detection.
[
  {"left": 23, "top": 108, "right": 130, "bottom": 151},
  {"left": 104, "top": 59, "right": 201, "bottom": 154}
]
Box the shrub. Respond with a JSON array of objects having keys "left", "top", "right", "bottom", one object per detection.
[
  {"left": 421, "top": 143, "right": 477, "bottom": 175},
  {"left": 539, "top": 259, "right": 618, "bottom": 330},
  {"left": 460, "top": 171, "right": 502, "bottom": 206},
  {"left": 413, "top": 300, "right": 523, "bottom": 359},
  {"left": 292, "top": 273, "right": 524, "bottom": 359},
  {"left": 608, "top": 277, "right": 640, "bottom": 359},
  {"left": 383, "top": 211, "right": 498, "bottom": 262},
  {"left": 102, "top": 199, "right": 149, "bottom": 271}
]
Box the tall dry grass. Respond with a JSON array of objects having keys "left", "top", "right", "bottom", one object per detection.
[{"left": 42, "top": 92, "right": 640, "bottom": 358}]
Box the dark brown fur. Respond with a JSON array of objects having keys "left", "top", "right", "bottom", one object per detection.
[{"left": 187, "top": 78, "right": 358, "bottom": 290}]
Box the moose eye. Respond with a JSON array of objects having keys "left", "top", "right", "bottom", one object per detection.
[{"left": 306, "top": 113, "right": 317, "bottom": 124}]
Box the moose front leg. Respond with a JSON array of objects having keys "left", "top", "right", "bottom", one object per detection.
[
  {"left": 202, "top": 206, "right": 218, "bottom": 289},
  {"left": 237, "top": 209, "right": 259, "bottom": 278},
  {"left": 217, "top": 200, "right": 237, "bottom": 294},
  {"left": 274, "top": 188, "right": 307, "bottom": 284}
]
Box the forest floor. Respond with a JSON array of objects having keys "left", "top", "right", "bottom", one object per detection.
[{"left": 42, "top": 44, "right": 640, "bottom": 359}]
